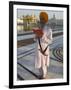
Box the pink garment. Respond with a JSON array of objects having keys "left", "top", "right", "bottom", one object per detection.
[{"left": 34, "top": 26, "right": 52, "bottom": 69}]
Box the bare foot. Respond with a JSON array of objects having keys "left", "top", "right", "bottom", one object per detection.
[{"left": 43, "top": 76, "right": 48, "bottom": 79}]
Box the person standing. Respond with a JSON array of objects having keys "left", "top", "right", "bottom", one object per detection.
[{"left": 34, "top": 11, "right": 52, "bottom": 79}]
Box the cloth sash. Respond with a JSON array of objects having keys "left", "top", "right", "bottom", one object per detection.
[{"left": 38, "top": 38, "right": 48, "bottom": 56}]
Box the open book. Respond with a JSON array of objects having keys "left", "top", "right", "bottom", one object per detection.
[{"left": 33, "top": 28, "right": 43, "bottom": 38}]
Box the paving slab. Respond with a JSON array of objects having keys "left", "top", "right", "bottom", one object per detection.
[{"left": 17, "top": 35, "right": 63, "bottom": 80}]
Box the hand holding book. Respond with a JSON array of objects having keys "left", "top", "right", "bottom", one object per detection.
[{"left": 33, "top": 28, "right": 43, "bottom": 38}]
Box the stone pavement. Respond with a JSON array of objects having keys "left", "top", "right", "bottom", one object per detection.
[{"left": 17, "top": 35, "right": 63, "bottom": 80}]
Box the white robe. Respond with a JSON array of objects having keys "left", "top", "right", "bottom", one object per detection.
[{"left": 34, "top": 26, "right": 52, "bottom": 69}]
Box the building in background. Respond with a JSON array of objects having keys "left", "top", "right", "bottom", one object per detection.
[
  {"left": 48, "top": 14, "right": 63, "bottom": 30},
  {"left": 17, "top": 12, "right": 38, "bottom": 33},
  {"left": 17, "top": 13, "right": 63, "bottom": 33}
]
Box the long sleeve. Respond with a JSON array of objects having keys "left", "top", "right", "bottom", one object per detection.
[
  {"left": 46, "top": 29, "right": 52, "bottom": 44},
  {"left": 41, "top": 28, "right": 52, "bottom": 44},
  {"left": 33, "top": 34, "right": 37, "bottom": 42}
]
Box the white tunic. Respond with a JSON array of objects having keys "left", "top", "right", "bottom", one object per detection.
[{"left": 34, "top": 26, "right": 52, "bottom": 68}]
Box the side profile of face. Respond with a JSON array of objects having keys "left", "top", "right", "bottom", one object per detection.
[
  {"left": 40, "top": 17, "right": 46, "bottom": 28},
  {"left": 40, "top": 16, "right": 46, "bottom": 24}
]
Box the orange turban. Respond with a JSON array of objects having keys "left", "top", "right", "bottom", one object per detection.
[{"left": 39, "top": 12, "right": 48, "bottom": 23}]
